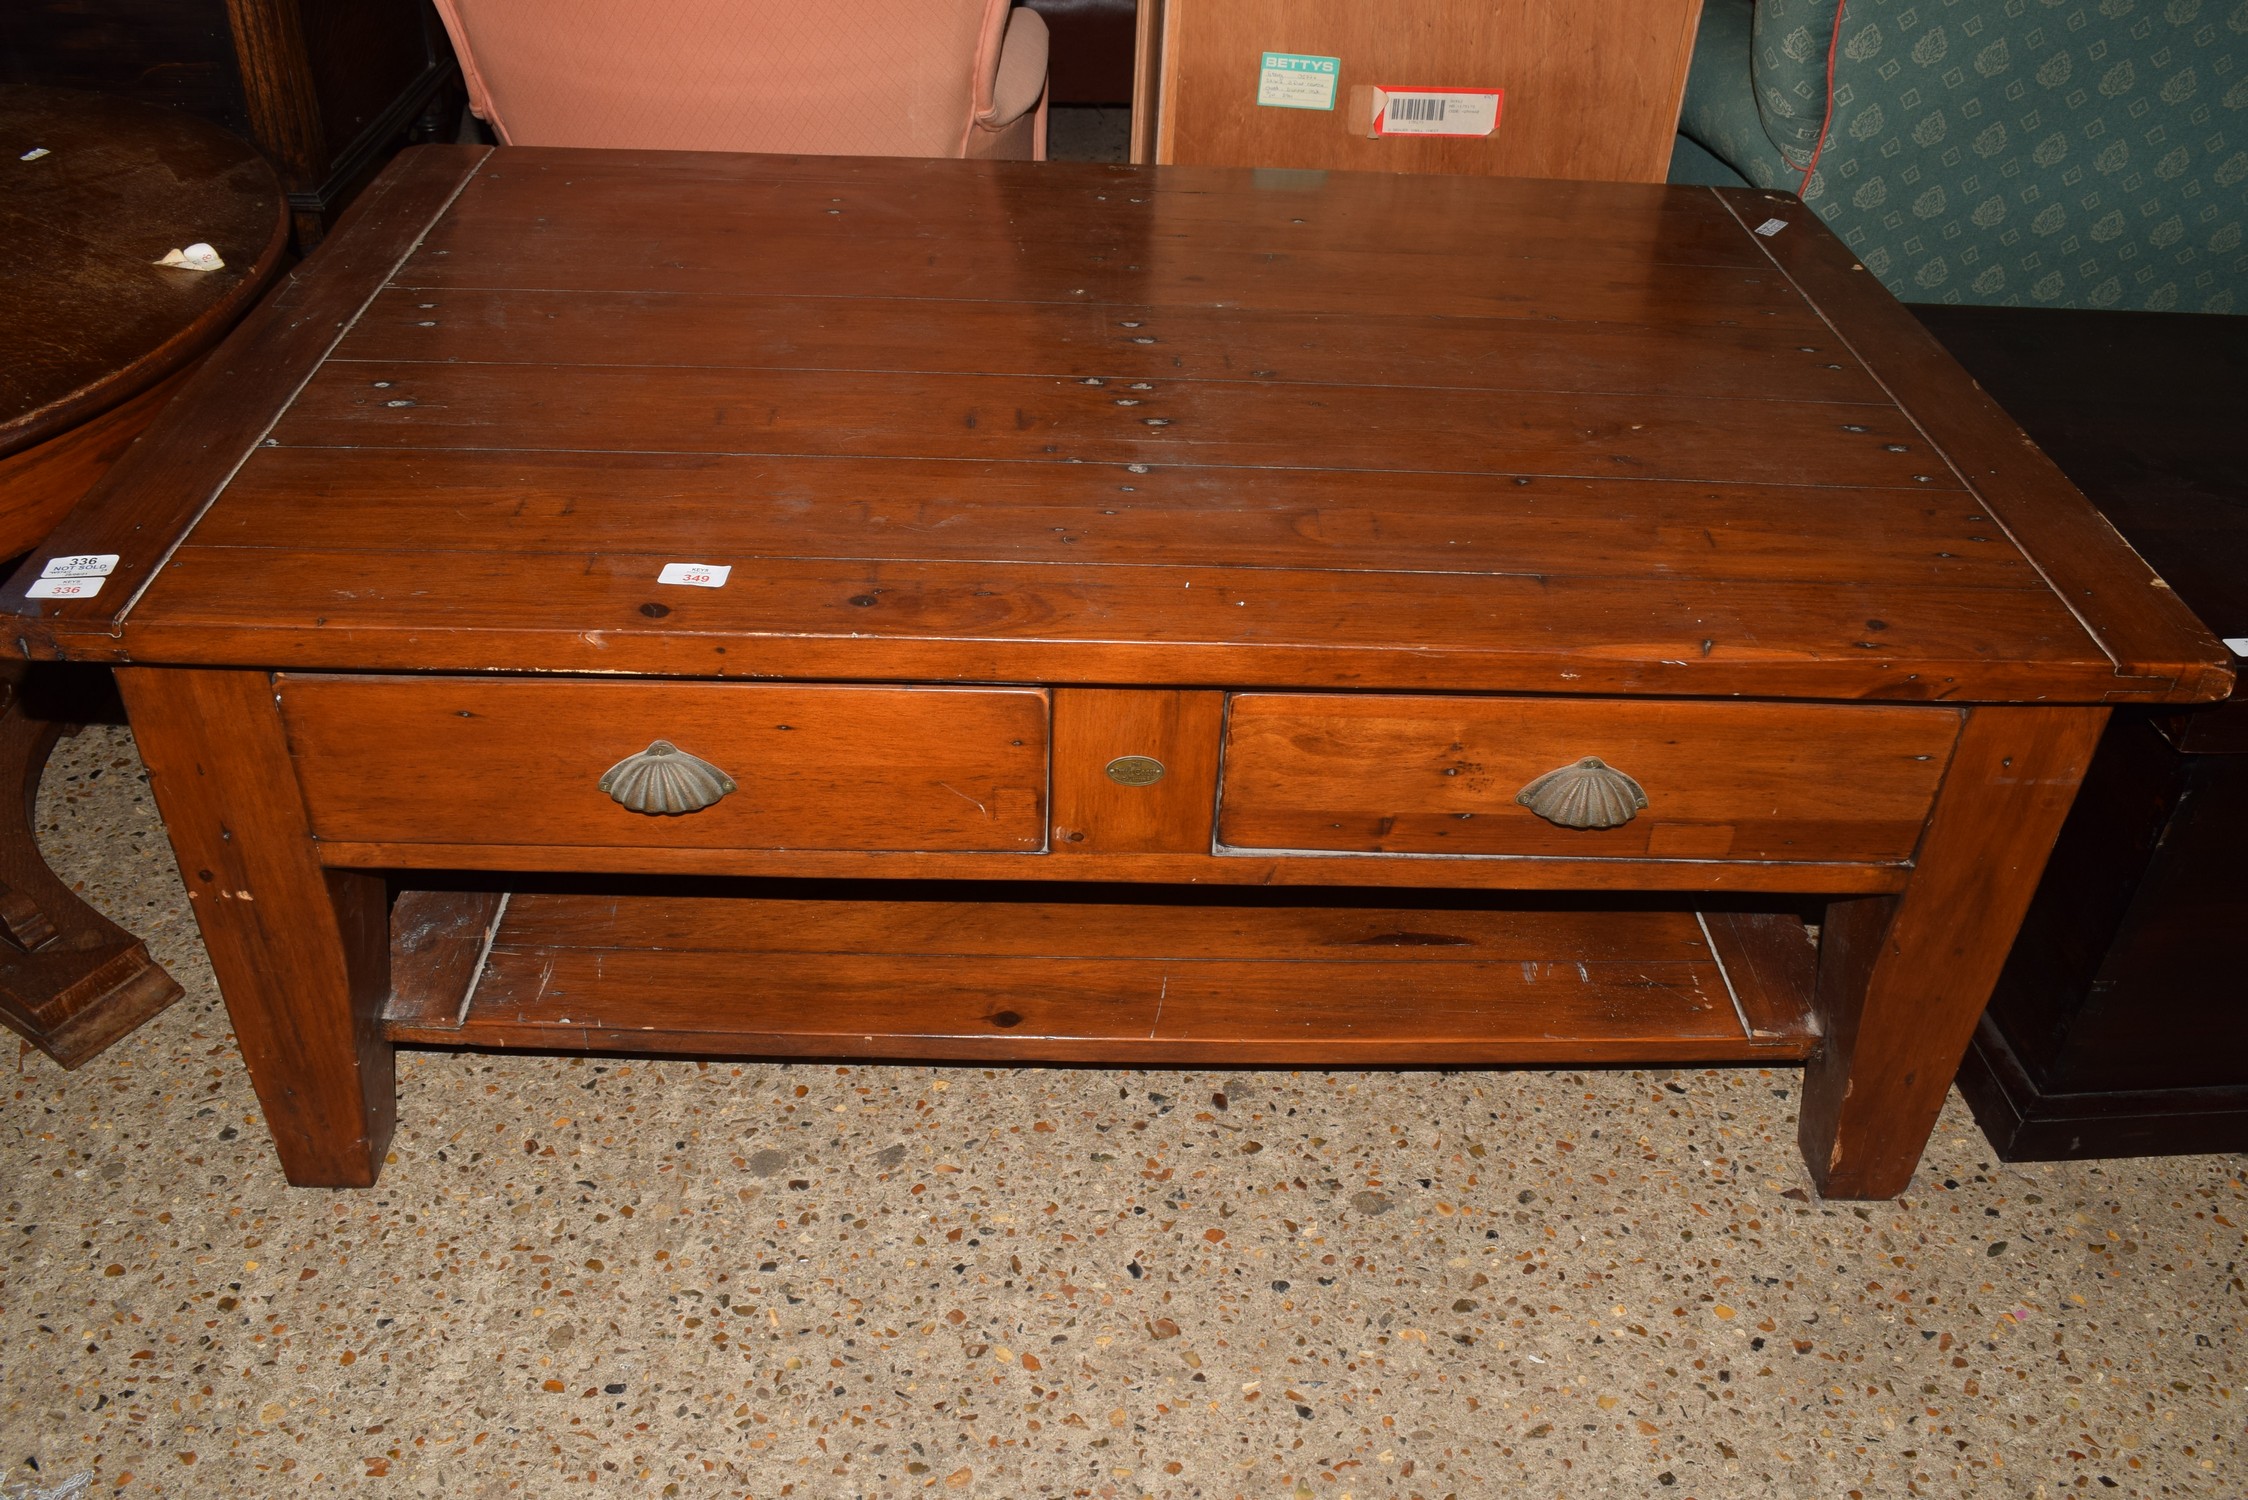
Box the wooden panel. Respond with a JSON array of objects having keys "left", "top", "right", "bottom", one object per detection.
[
  {"left": 199, "top": 449, "right": 2033, "bottom": 589},
  {"left": 1132, "top": 0, "right": 1163, "bottom": 163},
  {"left": 1218, "top": 695, "right": 1961, "bottom": 864},
  {"left": 413, "top": 151, "right": 1771, "bottom": 272},
  {"left": 1702, "top": 910, "right": 1821, "bottom": 1042},
  {"left": 126, "top": 549, "right": 2117, "bottom": 701},
  {"left": 277, "top": 676, "right": 1051, "bottom": 853},
  {"left": 1153, "top": 0, "right": 1702, "bottom": 182},
  {"left": 1720, "top": 188, "right": 2235, "bottom": 706},
  {"left": 273, "top": 361, "right": 1942, "bottom": 490},
  {"left": 1051, "top": 688, "right": 1224, "bottom": 852},
  {"left": 336, "top": 285, "right": 1887, "bottom": 404},
  {"left": 385, "top": 889, "right": 507, "bottom": 1029},
  {"left": 318, "top": 842, "right": 1913, "bottom": 895},
  {"left": 383, "top": 890, "right": 1819, "bottom": 1064}
]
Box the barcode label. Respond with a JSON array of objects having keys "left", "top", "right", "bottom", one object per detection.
[{"left": 1375, "top": 87, "right": 1503, "bottom": 138}]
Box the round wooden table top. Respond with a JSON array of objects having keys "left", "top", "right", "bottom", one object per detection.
[{"left": 0, "top": 86, "right": 289, "bottom": 461}]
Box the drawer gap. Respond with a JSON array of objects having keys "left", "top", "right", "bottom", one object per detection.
[{"left": 381, "top": 884, "right": 1820, "bottom": 1065}]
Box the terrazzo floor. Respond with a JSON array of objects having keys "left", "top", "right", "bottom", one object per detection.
[{"left": 2, "top": 721, "right": 2242, "bottom": 1499}]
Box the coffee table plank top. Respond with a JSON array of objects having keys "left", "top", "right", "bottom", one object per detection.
[{"left": 9, "top": 146, "right": 2229, "bottom": 706}]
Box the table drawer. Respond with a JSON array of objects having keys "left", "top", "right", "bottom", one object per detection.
[
  {"left": 277, "top": 677, "right": 1049, "bottom": 852},
  {"left": 1217, "top": 695, "right": 1961, "bottom": 864}
]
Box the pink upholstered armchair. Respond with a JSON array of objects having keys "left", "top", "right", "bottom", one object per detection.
[{"left": 431, "top": 0, "right": 1049, "bottom": 160}]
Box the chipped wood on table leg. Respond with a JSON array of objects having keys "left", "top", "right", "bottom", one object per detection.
[
  {"left": 1799, "top": 705, "right": 2109, "bottom": 1199},
  {"left": 116, "top": 667, "right": 393, "bottom": 1187}
]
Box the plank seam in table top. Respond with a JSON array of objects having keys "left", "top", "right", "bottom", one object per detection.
[
  {"left": 319, "top": 357, "right": 1901, "bottom": 407},
  {"left": 223, "top": 441, "right": 1964, "bottom": 489},
  {"left": 1712, "top": 188, "right": 2125, "bottom": 681},
  {"left": 153, "top": 537, "right": 2069, "bottom": 603},
  {"left": 109, "top": 146, "right": 496, "bottom": 640}
]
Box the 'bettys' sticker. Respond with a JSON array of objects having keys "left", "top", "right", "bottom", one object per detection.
[
  {"left": 1258, "top": 53, "right": 1340, "bottom": 111},
  {"left": 41, "top": 553, "right": 119, "bottom": 579},
  {"left": 657, "top": 562, "right": 730, "bottom": 588},
  {"left": 1374, "top": 87, "right": 1503, "bottom": 137},
  {"left": 26, "top": 576, "right": 102, "bottom": 601}
]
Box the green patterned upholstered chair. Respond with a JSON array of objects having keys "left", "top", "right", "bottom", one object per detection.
[{"left": 1674, "top": 0, "right": 2248, "bottom": 311}]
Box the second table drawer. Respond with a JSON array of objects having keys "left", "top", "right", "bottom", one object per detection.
[
  {"left": 1217, "top": 694, "right": 1961, "bottom": 864},
  {"left": 278, "top": 676, "right": 1049, "bottom": 851}
]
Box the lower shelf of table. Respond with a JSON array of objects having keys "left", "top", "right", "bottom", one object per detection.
[{"left": 378, "top": 883, "right": 1823, "bottom": 1065}]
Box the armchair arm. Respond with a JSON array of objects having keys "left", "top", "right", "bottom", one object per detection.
[{"left": 981, "top": 5, "right": 1050, "bottom": 128}]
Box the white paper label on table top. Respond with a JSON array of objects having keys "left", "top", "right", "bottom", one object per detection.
[
  {"left": 657, "top": 562, "right": 731, "bottom": 588},
  {"left": 1257, "top": 53, "right": 1340, "bottom": 111},
  {"left": 1374, "top": 88, "right": 1503, "bottom": 137},
  {"left": 25, "top": 576, "right": 102, "bottom": 600},
  {"left": 1755, "top": 218, "right": 1789, "bottom": 236},
  {"left": 41, "top": 553, "right": 119, "bottom": 579},
  {"left": 2225, "top": 636, "right": 2248, "bottom": 657}
]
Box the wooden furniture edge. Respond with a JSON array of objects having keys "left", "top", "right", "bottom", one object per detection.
[
  {"left": 2, "top": 144, "right": 494, "bottom": 660},
  {"left": 309, "top": 838, "right": 1914, "bottom": 894},
  {"left": 1712, "top": 186, "right": 2235, "bottom": 708}
]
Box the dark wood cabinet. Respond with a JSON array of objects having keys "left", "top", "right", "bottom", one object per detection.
[
  {"left": 1917, "top": 305, "right": 2248, "bottom": 1161},
  {"left": 2, "top": 0, "right": 459, "bottom": 249}
]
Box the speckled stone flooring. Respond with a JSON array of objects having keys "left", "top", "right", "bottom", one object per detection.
[{"left": 3, "top": 722, "right": 2242, "bottom": 1499}]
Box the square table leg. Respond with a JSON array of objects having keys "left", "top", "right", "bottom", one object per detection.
[
  {"left": 1799, "top": 705, "right": 2108, "bottom": 1198},
  {"left": 118, "top": 667, "right": 394, "bottom": 1188}
]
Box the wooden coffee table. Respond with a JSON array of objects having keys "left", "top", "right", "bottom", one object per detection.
[{"left": 5, "top": 146, "right": 2227, "bottom": 1197}]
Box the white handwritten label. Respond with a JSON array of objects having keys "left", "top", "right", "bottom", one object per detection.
[
  {"left": 656, "top": 562, "right": 731, "bottom": 588},
  {"left": 1755, "top": 218, "right": 1789, "bottom": 237},
  {"left": 2224, "top": 636, "right": 2248, "bottom": 657},
  {"left": 26, "top": 576, "right": 102, "bottom": 601},
  {"left": 1374, "top": 87, "right": 1503, "bottom": 138},
  {"left": 21, "top": 147, "right": 51, "bottom": 162},
  {"left": 41, "top": 553, "right": 119, "bottom": 579}
]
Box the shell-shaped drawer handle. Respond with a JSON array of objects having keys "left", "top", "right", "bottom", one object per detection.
[
  {"left": 599, "top": 740, "right": 737, "bottom": 815},
  {"left": 1515, "top": 756, "right": 1647, "bottom": 830}
]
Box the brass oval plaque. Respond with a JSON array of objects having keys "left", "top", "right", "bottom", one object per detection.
[{"left": 1105, "top": 754, "right": 1166, "bottom": 787}]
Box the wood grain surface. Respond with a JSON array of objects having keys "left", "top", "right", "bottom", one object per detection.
[
  {"left": 1797, "top": 705, "right": 2109, "bottom": 1198},
  {"left": 1051, "top": 688, "right": 1225, "bottom": 853},
  {"left": 276, "top": 676, "right": 1051, "bottom": 852},
  {"left": 5, "top": 149, "right": 2223, "bottom": 707},
  {"left": 1218, "top": 695, "right": 1961, "bottom": 864},
  {"left": 0, "top": 86, "right": 289, "bottom": 456},
  {"left": 117, "top": 667, "right": 394, "bottom": 1188},
  {"left": 382, "top": 889, "right": 1819, "bottom": 1064}
]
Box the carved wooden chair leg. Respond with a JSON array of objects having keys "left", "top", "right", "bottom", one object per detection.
[{"left": 0, "top": 664, "right": 183, "bottom": 1067}]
